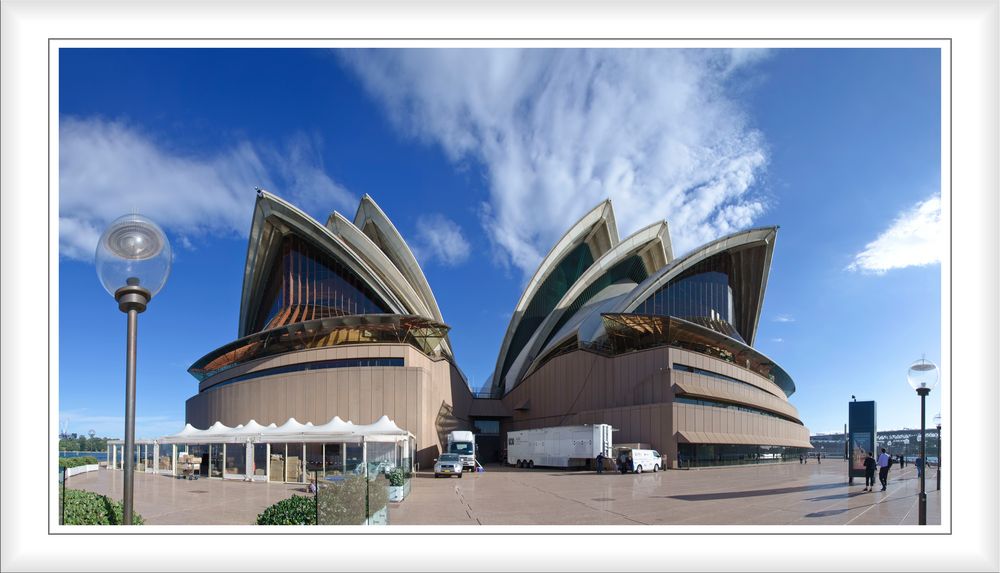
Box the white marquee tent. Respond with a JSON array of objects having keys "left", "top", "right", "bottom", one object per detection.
[{"left": 108, "top": 416, "right": 414, "bottom": 483}]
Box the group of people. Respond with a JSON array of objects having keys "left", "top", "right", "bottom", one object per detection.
[
  {"left": 798, "top": 453, "right": 823, "bottom": 464},
  {"left": 861, "top": 449, "right": 930, "bottom": 492},
  {"left": 861, "top": 448, "right": 891, "bottom": 491},
  {"left": 594, "top": 451, "right": 634, "bottom": 474}
]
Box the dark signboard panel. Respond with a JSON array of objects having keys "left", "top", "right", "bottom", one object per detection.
[{"left": 848, "top": 401, "right": 877, "bottom": 481}]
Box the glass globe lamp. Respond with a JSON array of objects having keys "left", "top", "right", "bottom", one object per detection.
[
  {"left": 93, "top": 213, "right": 170, "bottom": 525},
  {"left": 95, "top": 213, "right": 172, "bottom": 299},
  {"left": 906, "top": 358, "right": 939, "bottom": 395}
]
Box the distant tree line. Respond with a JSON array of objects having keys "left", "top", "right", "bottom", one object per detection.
[{"left": 59, "top": 436, "right": 110, "bottom": 452}]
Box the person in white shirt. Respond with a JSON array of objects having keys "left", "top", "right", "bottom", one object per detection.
[{"left": 877, "top": 448, "right": 891, "bottom": 491}]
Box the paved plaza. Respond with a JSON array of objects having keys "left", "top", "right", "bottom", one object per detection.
[
  {"left": 67, "top": 460, "right": 941, "bottom": 526},
  {"left": 393, "top": 460, "right": 942, "bottom": 526},
  {"left": 66, "top": 470, "right": 306, "bottom": 525}
]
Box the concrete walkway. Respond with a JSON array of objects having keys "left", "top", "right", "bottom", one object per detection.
[
  {"left": 392, "top": 460, "right": 942, "bottom": 526},
  {"left": 66, "top": 470, "right": 305, "bottom": 525},
  {"left": 66, "top": 460, "right": 942, "bottom": 526}
]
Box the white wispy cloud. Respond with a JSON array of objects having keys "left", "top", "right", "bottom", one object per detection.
[
  {"left": 410, "top": 213, "right": 472, "bottom": 266},
  {"left": 340, "top": 49, "right": 771, "bottom": 277},
  {"left": 59, "top": 118, "right": 355, "bottom": 261},
  {"left": 772, "top": 314, "right": 795, "bottom": 323},
  {"left": 847, "top": 194, "right": 942, "bottom": 274},
  {"left": 771, "top": 337, "right": 784, "bottom": 343}
]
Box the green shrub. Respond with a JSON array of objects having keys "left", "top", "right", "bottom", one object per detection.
[
  {"left": 386, "top": 467, "right": 407, "bottom": 487},
  {"left": 62, "top": 489, "right": 144, "bottom": 525},
  {"left": 59, "top": 456, "right": 98, "bottom": 468},
  {"left": 256, "top": 495, "right": 316, "bottom": 525}
]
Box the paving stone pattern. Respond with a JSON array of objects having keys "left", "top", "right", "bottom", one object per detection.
[{"left": 67, "top": 460, "right": 941, "bottom": 526}]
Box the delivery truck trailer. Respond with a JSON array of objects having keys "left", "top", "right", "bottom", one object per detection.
[
  {"left": 506, "top": 424, "right": 613, "bottom": 468},
  {"left": 447, "top": 430, "right": 477, "bottom": 470}
]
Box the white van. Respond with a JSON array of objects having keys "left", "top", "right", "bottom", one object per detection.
[{"left": 615, "top": 448, "right": 663, "bottom": 473}]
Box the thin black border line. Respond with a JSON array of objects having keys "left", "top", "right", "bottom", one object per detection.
[{"left": 48, "top": 38, "right": 953, "bottom": 536}]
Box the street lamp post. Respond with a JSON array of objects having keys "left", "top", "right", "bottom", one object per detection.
[
  {"left": 933, "top": 412, "right": 942, "bottom": 491},
  {"left": 906, "top": 358, "right": 939, "bottom": 526},
  {"left": 95, "top": 214, "right": 171, "bottom": 525}
]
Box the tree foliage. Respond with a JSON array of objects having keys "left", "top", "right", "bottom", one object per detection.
[
  {"left": 59, "top": 456, "right": 99, "bottom": 468},
  {"left": 59, "top": 437, "right": 109, "bottom": 452}
]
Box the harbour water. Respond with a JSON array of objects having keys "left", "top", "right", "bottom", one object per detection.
[{"left": 60, "top": 451, "right": 108, "bottom": 461}]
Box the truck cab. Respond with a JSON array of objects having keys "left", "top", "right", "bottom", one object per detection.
[{"left": 447, "top": 430, "right": 476, "bottom": 470}]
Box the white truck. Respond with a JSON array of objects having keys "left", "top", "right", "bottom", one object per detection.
[
  {"left": 446, "top": 430, "right": 477, "bottom": 470},
  {"left": 506, "top": 424, "right": 613, "bottom": 469}
]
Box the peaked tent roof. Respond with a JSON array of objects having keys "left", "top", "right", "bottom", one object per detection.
[{"left": 160, "top": 415, "right": 411, "bottom": 443}]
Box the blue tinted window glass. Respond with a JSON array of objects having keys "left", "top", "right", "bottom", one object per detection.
[{"left": 201, "top": 357, "right": 404, "bottom": 394}]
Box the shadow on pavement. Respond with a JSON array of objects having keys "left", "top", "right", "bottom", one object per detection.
[
  {"left": 805, "top": 491, "right": 868, "bottom": 501},
  {"left": 661, "top": 482, "right": 844, "bottom": 501}
]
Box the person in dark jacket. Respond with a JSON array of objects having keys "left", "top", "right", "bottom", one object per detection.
[
  {"left": 863, "top": 451, "right": 878, "bottom": 492},
  {"left": 596, "top": 451, "right": 605, "bottom": 474},
  {"left": 916, "top": 456, "right": 924, "bottom": 478}
]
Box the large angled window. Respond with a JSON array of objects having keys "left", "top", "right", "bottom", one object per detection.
[
  {"left": 498, "top": 242, "right": 594, "bottom": 382},
  {"left": 251, "top": 234, "right": 391, "bottom": 333},
  {"left": 635, "top": 252, "right": 741, "bottom": 342},
  {"left": 540, "top": 254, "right": 649, "bottom": 352}
]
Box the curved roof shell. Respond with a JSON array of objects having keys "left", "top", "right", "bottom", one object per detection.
[
  {"left": 612, "top": 226, "right": 778, "bottom": 347},
  {"left": 326, "top": 210, "right": 435, "bottom": 320},
  {"left": 501, "top": 221, "right": 672, "bottom": 392},
  {"left": 491, "top": 200, "right": 619, "bottom": 390},
  {"left": 353, "top": 194, "right": 444, "bottom": 323},
  {"left": 238, "top": 191, "right": 414, "bottom": 338}
]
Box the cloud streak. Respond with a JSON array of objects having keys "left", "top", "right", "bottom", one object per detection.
[
  {"left": 340, "top": 49, "right": 771, "bottom": 276},
  {"left": 410, "top": 213, "right": 472, "bottom": 266},
  {"left": 847, "top": 194, "right": 942, "bottom": 274},
  {"left": 59, "top": 118, "right": 355, "bottom": 261}
]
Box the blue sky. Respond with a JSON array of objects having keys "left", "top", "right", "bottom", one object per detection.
[{"left": 58, "top": 48, "right": 942, "bottom": 439}]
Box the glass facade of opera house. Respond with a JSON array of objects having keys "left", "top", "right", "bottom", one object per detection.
[{"left": 108, "top": 190, "right": 809, "bottom": 480}]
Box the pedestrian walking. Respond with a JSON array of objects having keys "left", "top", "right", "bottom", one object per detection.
[
  {"left": 596, "top": 451, "right": 605, "bottom": 474},
  {"left": 877, "top": 448, "right": 891, "bottom": 491},
  {"left": 915, "top": 456, "right": 924, "bottom": 478},
  {"left": 817, "top": 453, "right": 821, "bottom": 464},
  {"left": 863, "top": 451, "right": 878, "bottom": 491},
  {"left": 799, "top": 453, "right": 803, "bottom": 464}
]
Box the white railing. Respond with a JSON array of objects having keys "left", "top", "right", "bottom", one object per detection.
[{"left": 65, "top": 464, "right": 100, "bottom": 478}]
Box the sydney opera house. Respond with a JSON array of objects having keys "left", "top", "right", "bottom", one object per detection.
[{"left": 186, "top": 190, "right": 810, "bottom": 470}]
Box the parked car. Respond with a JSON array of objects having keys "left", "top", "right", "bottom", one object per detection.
[{"left": 434, "top": 453, "right": 464, "bottom": 478}]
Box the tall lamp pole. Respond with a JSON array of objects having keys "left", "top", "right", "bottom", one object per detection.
[
  {"left": 933, "top": 412, "right": 942, "bottom": 491},
  {"left": 95, "top": 214, "right": 171, "bottom": 525},
  {"left": 906, "top": 358, "right": 939, "bottom": 526}
]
